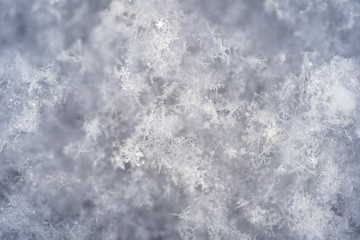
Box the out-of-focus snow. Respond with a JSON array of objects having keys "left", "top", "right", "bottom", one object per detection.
[{"left": 332, "top": 84, "right": 356, "bottom": 115}]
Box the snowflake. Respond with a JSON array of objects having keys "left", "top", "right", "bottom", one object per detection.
[
  {"left": 84, "top": 118, "right": 101, "bottom": 140},
  {"left": 155, "top": 19, "right": 164, "bottom": 30},
  {"left": 225, "top": 147, "right": 238, "bottom": 158}
]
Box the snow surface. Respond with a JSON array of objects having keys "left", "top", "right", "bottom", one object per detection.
[{"left": 1, "top": 0, "right": 360, "bottom": 239}]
